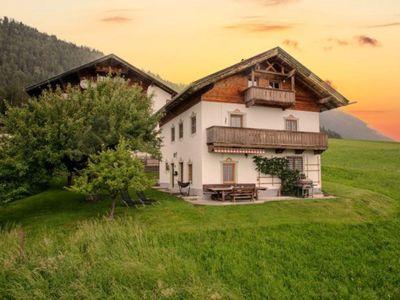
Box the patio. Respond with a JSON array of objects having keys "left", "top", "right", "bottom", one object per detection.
[{"left": 182, "top": 193, "right": 335, "bottom": 206}]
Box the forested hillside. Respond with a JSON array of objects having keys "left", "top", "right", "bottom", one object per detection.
[{"left": 0, "top": 17, "right": 103, "bottom": 112}]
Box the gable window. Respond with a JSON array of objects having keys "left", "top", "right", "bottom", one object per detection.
[
  {"left": 247, "top": 77, "right": 259, "bottom": 87},
  {"left": 171, "top": 126, "right": 175, "bottom": 142},
  {"left": 269, "top": 81, "right": 280, "bottom": 89},
  {"left": 188, "top": 163, "right": 193, "bottom": 182},
  {"left": 179, "top": 121, "right": 183, "bottom": 139},
  {"left": 223, "top": 161, "right": 236, "bottom": 184},
  {"left": 230, "top": 114, "right": 243, "bottom": 128},
  {"left": 285, "top": 119, "right": 298, "bottom": 131},
  {"left": 191, "top": 114, "right": 197, "bottom": 134},
  {"left": 287, "top": 157, "right": 303, "bottom": 172}
]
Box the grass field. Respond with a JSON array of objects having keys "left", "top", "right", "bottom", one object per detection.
[{"left": 1, "top": 139, "right": 400, "bottom": 299}]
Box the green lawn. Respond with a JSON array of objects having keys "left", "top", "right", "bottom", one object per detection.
[{"left": 1, "top": 139, "right": 400, "bottom": 299}]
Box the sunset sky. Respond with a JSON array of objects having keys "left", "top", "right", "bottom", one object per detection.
[{"left": 2, "top": 0, "right": 400, "bottom": 140}]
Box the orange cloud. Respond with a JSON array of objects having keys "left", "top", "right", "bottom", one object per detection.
[
  {"left": 244, "top": 0, "right": 299, "bottom": 5},
  {"left": 328, "top": 38, "right": 349, "bottom": 46},
  {"left": 105, "top": 8, "right": 138, "bottom": 13},
  {"left": 282, "top": 39, "right": 299, "bottom": 50},
  {"left": 366, "top": 22, "right": 400, "bottom": 28},
  {"left": 224, "top": 22, "right": 293, "bottom": 32},
  {"left": 324, "top": 35, "right": 381, "bottom": 50},
  {"left": 100, "top": 16, "right": 132, "bottom": 23},
  {"left": 356, "top": 35, "right": 380, "bottom": 47}
]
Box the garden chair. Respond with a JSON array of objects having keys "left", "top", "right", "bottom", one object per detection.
[
  {"left": 121, "top": 190, "right": 145, "bottom": 208},
  {"left": 137, "top": 191, "right": 159, "bottom": 205},
  {"left": 177, "top": 181, "right": 191, "bottom": 196}
]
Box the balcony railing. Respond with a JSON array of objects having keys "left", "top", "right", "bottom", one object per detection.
[
  {"left": 244, "top": 87, "right": 295, "bottom": 108},
  {"left": 207, "top": 126, "right": 328, "bottom": 151}
]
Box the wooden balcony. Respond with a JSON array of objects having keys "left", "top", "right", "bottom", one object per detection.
[
  {"left": 207, "top": 126, "right": 328, "bottom": 152},
  {"left": 244, "top": 87, "right": 295, "bottom": 108}
]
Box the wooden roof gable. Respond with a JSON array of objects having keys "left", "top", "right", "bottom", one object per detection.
[
  {"left": 161, "top": 47, "right": 350, "bottom": 113},
  {"left": 25, "top": 54, "right": 178, "bottom": 97}
]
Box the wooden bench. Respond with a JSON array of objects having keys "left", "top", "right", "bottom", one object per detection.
[
  {"left": 230, "top": 185, "right": 256, "bottom": 202},
  {"left": 203, "top": 184, "right": 256, "bottom": 202}
]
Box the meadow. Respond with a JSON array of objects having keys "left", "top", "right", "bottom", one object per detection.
[{"left": 1, "top": 139, "right": 400, "bottom": 299}]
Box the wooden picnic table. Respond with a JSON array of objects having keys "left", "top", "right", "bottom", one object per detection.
[{"left": 208, "top": 187, "right": 233, "bottom": 202}]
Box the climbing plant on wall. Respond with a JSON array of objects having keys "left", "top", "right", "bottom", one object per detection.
[{"left": 253, "top": 156, "right": 302, "bottom": 196}]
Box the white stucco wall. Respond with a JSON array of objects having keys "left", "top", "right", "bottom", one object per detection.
[
  {"left": 200, "top": 101, "right": 320, "bottom": 132},
  {"left": 147, "top": 84, "right": 173, "bottom": 113},
  {"left": 160, "top": 100, "right": 323, "bottom": 196},
  {"left": 159, "top": 102, "right": 203, "bottom": 194}
]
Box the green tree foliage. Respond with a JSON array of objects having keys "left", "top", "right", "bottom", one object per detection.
[
  {"left": 0, "top": 78, "right": 160, "bottom": 203},
  {"left": 69, "top": 140, "right": 152, "bottom": 219},
  {"left": 253, "top": 156, "right": 302, "bottom": 196},
  {"left": 0, "top": 17, "right": 103, "bottom": 112}
]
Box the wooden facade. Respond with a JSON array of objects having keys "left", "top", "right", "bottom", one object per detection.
[
  {"left": 26, "top": 54, "right": 177, "bottom": 98},
  {"left": 207, "top": 126, "right": 328, "bottom": 152}
]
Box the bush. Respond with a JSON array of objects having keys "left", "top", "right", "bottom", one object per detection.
[{"left": 253, "top": 156, "right": 301, "bottom": 195}]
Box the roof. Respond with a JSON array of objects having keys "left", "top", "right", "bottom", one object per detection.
[
  {"left": 160, "top": 47, "right": 350, "bottom": 113},
  {"left": 25, "top": 54, "right": 178, "bottom": 96}
]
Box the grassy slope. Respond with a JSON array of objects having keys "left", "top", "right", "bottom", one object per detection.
[{"left": 1, "top": 139, "right": 400, "bottom": 299}]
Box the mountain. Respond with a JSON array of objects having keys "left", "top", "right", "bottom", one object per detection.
[
  {"left": 0, "top": 17, "right": 103, "bottom": 111},
  {"left": 320, "top": 110, "right": 392, "bottom": 141}
]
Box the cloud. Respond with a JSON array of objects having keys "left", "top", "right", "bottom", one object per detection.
[
  {"left": 328, "top": 38, "right": 349, "bottom": 46},
  {"left": 356, "top": 35, "right": 380, "bottom": 47},
  {"left": 323, "top": 35, "right": 381, "bottom": 50},
  {"left": 223, "top": 22, "right": 293, "bottom": 33},
  {"left": 105, "top": 8, "right": 138, "bottom": 13},
  {"left": 282, "top": 39, "right": 299, "bottom": 50},
  {"left": 246, "top": 0, "right": 299, "bottom": 6},
  {"left": 365, "top": 22, "right": 400, "bottom": 28},
  {"left": 100, "top": 16, "right": 132, "bottom": 23}
]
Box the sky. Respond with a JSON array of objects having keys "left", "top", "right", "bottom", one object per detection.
[{"left": 2, "top": 0, "right": 400, "bottom": 140}]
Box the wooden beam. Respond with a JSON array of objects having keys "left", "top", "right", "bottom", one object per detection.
[
  {"left": 318, "top": 97, "right": 331, "bottom": 104},
  {"left": 286, "top": 69, "right": 296, "bottom": 78},
  {"left": 254, "top": 69, "right": 289, "bottom": 77}
]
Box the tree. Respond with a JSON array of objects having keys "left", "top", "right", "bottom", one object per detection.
[
  {"left": 69, "top": 140, "right": 152, "bottom": 219},
  {"left": 0, "top": 77, "right": 161, "bottom": 203}
]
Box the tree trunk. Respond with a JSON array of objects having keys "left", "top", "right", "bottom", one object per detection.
[
  {"left": 109, "top": 195, "right": 117, "bottom": 220},
  {"left": 67, "top": 173, "right": 74, "bottom": 187}
]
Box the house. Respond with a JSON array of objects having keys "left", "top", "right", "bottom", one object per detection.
[
  {"left": 158, "top": 47, "right": 349, "bottom": 197},
  {"left": 25, "top": 54, "right": 177, "bottom": 113},
  {"left": 25, "top": 54, "right": 177, "bottom": 170}
]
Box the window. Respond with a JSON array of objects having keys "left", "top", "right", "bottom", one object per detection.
[
  {"left": 179, "top": 121, "right": 183, "bottom": 139},
  {"left": 285, "top": 119, "right": 298, "bottom": 131},
  {"left": 269, "top": 81, "right": 280, "bottom": 89},
  {"left": 230, "top": 114, "right": 243, "bottom": 128},
  {"left": 188, "top": 163, "right": 193, "bottom": 182},
  {"left": 179, "top": 162, "right": 184, "bottom": 182},
  {"left": 223, "top": 162, "right": 236, "bottom": 184},
  {"left": 171, "top": 126, "right": 175, "bottom": 142},
  {"left": 247, "top": 77, "right": 259, "bottom": 87},
  {"left": 287, "top": 157, "right": 303, "bottom": 172},
  {"left": 191, "top": 115, "right": 196, "bottom": 134}
]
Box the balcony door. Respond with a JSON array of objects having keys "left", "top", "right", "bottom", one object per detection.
[{"left": 230, "top": 114, "right": 243, "bottom": 128}]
